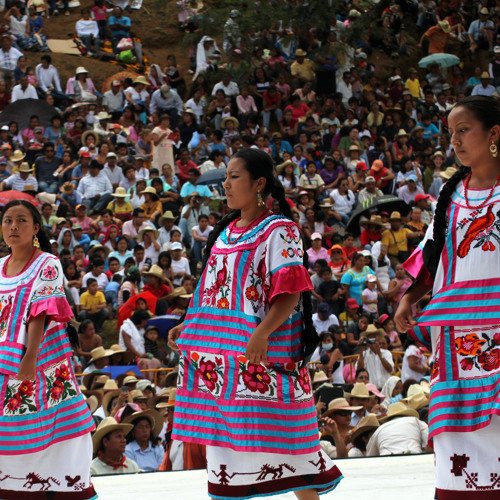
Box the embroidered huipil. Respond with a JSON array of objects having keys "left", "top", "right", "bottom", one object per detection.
[
  {"left": 404, "top": 183, "right": 500, "bottom": 442},
  {"left": 173, "top": 214, "right": 320, "bottom": 455},
  {"left": 0, "top": 252, "right": 95, "bottom": 455}
]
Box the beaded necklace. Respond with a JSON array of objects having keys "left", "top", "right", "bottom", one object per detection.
[{"left": 463, "top": 171, "right": 500, "bottom": 210}]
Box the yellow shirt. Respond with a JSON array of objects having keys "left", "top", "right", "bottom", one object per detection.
[
  {"left": 107, "top": 199, "right": 133, "bottom": 215},
  {"left": 80, "top": 290, "right": 105, "bottom": 314},
  {"left": 405, "top": 77, "right": 421, "bottom": 99},
  {"left": 381, "top": 228, "right": 413, "bottom": 256},
  {"left": 290, "top": 59, "right": 316, "bottom": 81}
]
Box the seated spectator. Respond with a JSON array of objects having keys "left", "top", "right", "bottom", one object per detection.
[
  {"left": 290, "top": 48, "right": 316, "bottom": 88},
  {"left": 67, "top": 66, "right": 97, "bottom": 103},
  {"left": 76, "top": 7, "right": 101, "bottom": 56},
  {"left": 312, "top": 302, "right": 339, "bottom": 332},
  {"left": 0, "top": 34, "right": 23, "bottom": 74},
  {"left": 366, "top": 402, "right": 428, "bottom": 456},
  {"left": 124, "top": 410, "right": 164, "bottom": 471},
  {"left": 109, "top": 6, "right": 132, "bottom": 53},
  {"left": 468, "top": 7, "right": 494, "bottom": 54},
  {"left": 345, "top": 382, "right": 372, "bottom": 426},
  {"left": 398, "top": 174, "right": 425, "bottom": 203},
  {"left": 356, "top": 324, "right": 394, "bottom": 389},
  {"left": 349, "top": 414, "right": 380, "bottom": 457},
  {"left": 0, "top": 161, "right": 38, "bottom": 192},
  {"left": 35, "top": 142, "right": 63, "bottom": 193},
  {"left": 77, "top": 159, "right": 113, "bottom": 214},
  {"left": 11, "top": 74, "right": 38, "bottom": 102},
  {"left": 401, "top": 338, "right": 430, "bottom": 383},
  {"left": 84, "top": 346, "right": 114, "bottom": 374},
  {"left": 471, "top": 72, "right": 497, "bottom": 97},
  {"left": 341, "top": 252, "right": 375, "bottom": 306},
  {"left": 35, "top": 54, "right": 67, "bottom": 106},
  {"left": 381, "top": 211, "right": 420, "bottom": 267},
  {"left": 150, "top": 85, "right": 184, "bottom": 129},
  {"left": 78, "top": 277, "right": 110, "bottom": 332},
  {"left": 90, "top": 417, "right": 139, "bottom": 475}
]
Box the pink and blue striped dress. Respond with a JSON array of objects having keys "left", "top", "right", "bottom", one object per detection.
[
  {"left": 404, "top": 183, "right": 500, "bottom": 499},
  {"left": 0, "top": 252, "right": 96, "bottom": 499},
  {"left": 173, "top": 213, "right": 342, "bottom": 499}
]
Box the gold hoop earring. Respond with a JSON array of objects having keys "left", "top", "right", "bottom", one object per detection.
[
  {"left": 257, "top": 192, "right": 265, "bottom": 208},
  {"left": 33, "top": 235, "right": 40, "bottom": 248},
  {"left": 491, "top": 142, "right": 498, "bottom": 158}
]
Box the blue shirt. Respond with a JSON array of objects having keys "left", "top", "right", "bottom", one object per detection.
[
  {"left": 109, "top": 15, "right": 131, "bottom": 38},
  {"left": 125, "top": 440, "right": 164, "bottom": 472},
  {"left": 341, "top": 266, "right": 375, "bottom": 306},
  {"left": 179, "top": 182, "right": 212, "bottom": 198},
  {"left": 417, "top": 122, "right": 440, "bottom": 141},
  {"left": 108, "top": 249, "right": 134, "bottom": 267}
]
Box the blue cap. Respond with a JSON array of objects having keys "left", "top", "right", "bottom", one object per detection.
[{"left": 407, "top": 174, "right": 418, "bottom": 182}]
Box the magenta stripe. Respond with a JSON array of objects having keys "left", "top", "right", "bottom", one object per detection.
[
  {"left": 231, "top": 249, "right": 244, "bottom": 306},
  {"left": 429, "top": 409, "right": 500, "bottom": 439},
  {"left": 429, "top": 292, "right": 500, "bottom": 303},
  {"left": 450, "top": 205, "right": 458, "bottom": 284}
]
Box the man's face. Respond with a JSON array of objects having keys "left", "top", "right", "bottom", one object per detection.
[
  {"left": 90, "top": 166, "right": 100, "bottom": 177},
  {"left": 1, "top": 37, "right": 12, "bottom": 51},
  {"left": 350, "top": 396, "right": 368, "bottom": 409},
  {"left": 103, "top": 430, "right": 127, "bottom": 455},
  {"left": 390, "top": 219, "right": 401, "bottom": 230},
  {"left": 45, "top": 145, "right": 54, "bottom": 159},
  {"left": 187, "top": 171, "right": 198, "bottom": 184},
  {"left": 180, "top": 151, "right": 190, "bottom": 164},
  {"left": 134, "top": 213, "right": 146, "bottom": 227},
  {"left": 126, "top": 168, "right": 135, "bottom": 180},
  {"left": 134, "top": 249, "right": 144, "bottom": 262},
  {"left": 20, "top": 76, "right": 28, "bottom": 89}
]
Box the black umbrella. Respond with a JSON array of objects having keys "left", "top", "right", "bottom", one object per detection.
[
  {"left": 346, "top": 194, "right": 410, "bottom": 235},
  {"left": 198, "top": 168, "right": 226, "bottom": 186},
  {"left": 0, "top": 99, "right": 57, "bottom": 129}
]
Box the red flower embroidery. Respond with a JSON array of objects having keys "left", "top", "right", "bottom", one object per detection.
[
  {"left": 297, "top": 372, "right": 312, "bottom": 394},
  {"left": 245, "top": 286, "right": 259, "bottom": 301},
  {"left": 455, "top": 334, "right": 486, "bottom": 356},
  {"left": 18, "top": 380, "right": 34, "bottom": 397},
  {"left": 42, "top": 266, "right": 57, "bottom": 280},
  {"left": 237, "top": 355, "right": 247, "bottom": 364},
  {"left": 494, "top": 332, "right": 500, "bottom": 344},
  {"left": 208, "top": 254, "right": 217, "bottom": 268},
  {"left": 477, "top": 348, "right": 500, "bottom": 371},
  {"left": 460, "top": 358, "right": 474, "bottom": 371},
  {"left": 50, "top": 379, "right": 64, "bottom": 400},
  {"left": 217, "top": 298, "right": 229, "bottom": 309},
  {"left": 281, "top": 249, "right": 289, "bottom": 258},
  {"left": 191, "top": 352, "right": 200, "bottom": 362},
  {"left": 7, "top": 393, "right": 21, "bottom": 412},
  {"left": 285, "top": 226, "right": 296, "bottom": 240},
  {"left": 285, "top": 362, "right": 297, "bottom": 371},
  {"left": 197, "top": 359, "right": 218, "bottom": 391},
  {"left": 55, "top": 364, "right": 70, "bottom": 381},
  {"left": 241, "top": 363, "right": 271, "bottom": 394}
]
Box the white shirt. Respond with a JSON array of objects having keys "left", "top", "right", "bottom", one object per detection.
[
  {"left": 212, "top": 80, "right": 239, "bottom": 97},
  {"left": 0, "top": 46, "right": 23, "bottom": 71},
  {"left": 336, "top": 80, "right": 353, "bottom": 104},
  {"left": 82, "top": 271, "right": 109, "bottom": 291},
  {"left": 157, "top": 224, "right": 182, "bottom": 246},
  {"left": 77, "top": 172, "right": 113, "bottom": 199},
  {"left": 119, "top": 318, "right": 146, "bottom": 354},
  {"left": 312, "top": 313, "right": 339, "bottom": 334},
  {"left": 360, "top": 347, "right": 394, "bottom": 389},
  {"left": 366, "top": 416, "right": 428, "bottom": 456},
  {"left": 76, "top": 18, "right": 99, "bottom": 37},
  {"left": 330, "top": 189, "right": 355, "bottom": 214},
  {"left": 184, "top": 97, "right": 205, "bottom": 120},
  {"left": 401, "top": 344, "right": 425, "bottom": 383},
  {"left": 35, "top": 64, "right": 62, "bottom": 92},
  {"left": 169, "top": 440, "right": 184, "bottom": 470},
  {"left": 171, "top": 256, "right": 191, "bottom": 286},
  {"left": 11, "top": 83, "right": 38, "bottom": 102}
]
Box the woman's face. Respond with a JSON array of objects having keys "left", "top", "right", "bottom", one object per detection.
[
  {"left": 62, "top": 232, "right": 71, "bottom": 245},
  {"left": 356, "top": 370, "right": 369, "bottom": 383},
  {"left": 358, "top": 317, "right": 369, "bottom": 331},
  {"left": 117, "top": 238, "right": 128, "bottom": 252},
  {"left": 384, "top": 319, "right": 395, "bottom": 332},
  {"left": 109, "top": 227, "right": 118, "bottom": 239},
  {"left": 432, "top": 155, "right": 444, "bottom": 168},
  {"left": 305, "top": 208, "right": 315, "bottom": 221},
  {"left": 411, "top": 208, "right": 422, "bottom": 222},
  {"left": 74, "top": 247, "right": 84, "bottom": 260},
  {"left": 395, "top": 265, "right": 406, "bottom": 278},
  {"left": 339, "top": 179, "right": 348, "bottom": 192},
  {"left": 449, "top": 105, "right": 498, "bottom": 168},
  {"left": 66, "top": 263, "right": 76, "bottom": 277},
  {"left": 137, "top": 181, "right": 147, "bottom": 193},
  {"left": 330, "top": 247, "right": 342, "bottom": 262},
  {"left": 223, "top": 158, "right": 264, "bottom": 211},
  {"left": 392, "top": 381, "right": 403, "bottom": 397},
  {"left": 133, "top": 418, "right": 152, "bottom": 443},
  {"left": 2, "top": 205, "right": 39, "bottom": 250}
]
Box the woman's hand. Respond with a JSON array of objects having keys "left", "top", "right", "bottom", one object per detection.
[
  {"left": 16, "top": 356, "right": 36, "bottom": 381},
  {"left": 246, "top": 330, "right": 268, "bottom": 365},
  {"left": 394, "top": 295, "right": 417, "bottom": 332},
  {"left": 323, "top": 416, "right": 340, "bottom": 436},
  {"left": 168, "top": 323, "right": 184, "bottom": 352}
]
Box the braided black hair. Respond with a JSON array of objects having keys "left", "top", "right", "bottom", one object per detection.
[
  {"left": 422, "top": 96, "right": 500, "bottom": 277},
  {"left": 201, "top": 148, "right": 319, "bottom": 362}
]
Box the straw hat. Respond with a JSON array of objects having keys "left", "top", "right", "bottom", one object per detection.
[
  {"left": 23, "top": 185, "right": 36, "bottom": 193},
  {"left": 81, "top": 389, "right": 104, "bottom": 408},
  {"left": 159, "top": 211, "right": 177, "bottom": 224},
  {"left": 75, "top": 66, "right": 89, "bottom": 75},
  {"left": 82, "top": 371, "right": 110, "bottom": 391},
  {"left": 84, "top": 394, "right": 99, "bottom": 414},
  {"left": 396, "top": 129, "right": 408, "bottom": 138},
  {"left": 402, "top": 386, "right": 430, "bottom": 411},
  {"left": 166, "top": 286, "right": 193, "bottom": 301},
  {"left": 480, "top": 71, "right": 491, "bottom": 79},
  {"left": 344, "top": 382, "right": 373, "bottom": 400},
  {"left": 95, "top": 111, "right": 111, "bottom": 120},
  {"left": 136, "top": 226, "right": 160, "bottom": 242},
  {"left": 130, "top": 389, "right": 147, "bottom": 401},
  {"left": 360, "top": 324, "right": 384, "bottom": 340},
  {"left": 312, "top": 371, "right": 329, "bottom": 385},
  {"left": 379, "top": 402, "right": 419, "bottom": 423},
  {"left": 142, "top": 263, "right": 167, "bottom": 281},
  {"left": 88, "top": 243, "right": 111, "bottom": 258},
  {"left": 221, "top": 116, "right": 239, "bottom": 129},
  {"left": 112, "top": 187, "right": 128, "bottom": 198},
  {"left": 295, "top": 49, "right": 307, "bottom": 56},
  {"left": 109, "top": 344, "right": 125, "bottom": 355},
  {"left": 140, "top": 186, "right": 159, "bottom": 199},
  {"left": 59, "top": 182, "right": 75, "bottom": 194},
  {"left": 18, "top": 162, "right": 34, "bottom": 173},
  {"left": 156, "top": 388, "right": 176, "bottom": 409},
  {"left": 92, "top": 416, "right": 134, "bottom": 454},
  {"left": 102, "top": 379, "right": 119, "bottom": 392},
  {"left": 147, "top": 387, "right": 172, "bottom": 410},
  {"left": 276, "top": 159, "right": 296, "bottom": 176},
  {"left": 89, "top": 346, "right": 114, "bottom": 363},
  {"left": 81, "top": 130, "right": 100, "bottom": 146},
  {"left": 133, "top": 75, "right": 149, "bottom": 86},
  {"left": 366, "top": 215, "right": 383, "bottom": 228},
  {"left": 319, "top": 200, "right": 334, "bottom": 209},
  {"left": 11, "top": 150, "right": 25, "bottom": 162},
  {"left": 183, "top": 108, "right": 197, "bottom": 120},
  {"left": 323, "top": 397, "right": 363, "bottom": 417},
  {"left": 102, "top": 389, "right": 132, "bottom": 417},
  {"left": 123, "top": 375, "right": 139, "bottom": 385},
  {"left": 351, "top": 413, "right": 380, "bottom": 442},
  {"left": 123, "top": 409, "right": 164, "bottom": 437},
  {"left": 348, "top": 144, "right": 361, "bottom": 153},
  {"left": 440, "top": 167, "right": 457, "bottom": 180},
  {"left": 389, "top": 211, "right": 401, "bottom": 220}
]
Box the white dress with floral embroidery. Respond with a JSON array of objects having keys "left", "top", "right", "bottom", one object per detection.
[
  {"left": 173, "top": 213, "right": 343, "bottom": 499},
  {"left": 0, "top": 252, "right": 96, "bottom": 499}
]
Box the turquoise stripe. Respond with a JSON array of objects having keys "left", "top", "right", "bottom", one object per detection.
[
  {"left": 454, "top": 191, "right": 500, "bottom": 202},
  {"left": 224, "top": 356, "right": 236, "bottom": 399},
  {"left": 235, "top": 251, "right": 249, "bottom": 307},
  {"left": 282, "top": 370, "right": 291, "bottom": 404},
  {"left": 176, "top": 394, "right": 314, "bottom": 416},
  {"left": 31, "top": 292, "right": 66, "bottom": 304},
  {"left": 173, "top": 428, "right": 317, "bottom": 451},
  {"left": 420, "top": 311, "right": 500, "bottom": 321},
  {"left": 432, "top": 372, "right": 500, "bottom": 390},
  {"left": 410, "top": 325, "right": 431, "bottom": 347},
  {"left": 430, "top": 401, "right": 500, "bottom": 418},
  {"left": 9, "top": 288, "right": 26, "bottom": 342},
  {"left": 180, "top": 339, "right": 302, "bottom": 357},
  {"left": 0, "top": 361, "right": 17, "bottom": 372},
  {"left": 39, "top": 337, "right": 70, "bottom": 359},
  {"left": 424, "top": 298, "right": 500, "bottom": 310},
  {"left": 37, "top": 370, "right": 43, "bottom": 410},
  {"left": 270, "top": 261, "right": 304, "bottom": 275},
  {"left": 187, "top": 306, "right": 302, "bottom": 324},
  {"left": 1, "top": 254, "right": 45, "bottom": 285},
  {"left": 446, "top": 204, "right": 455, "bottom": 287},
  {"left": 186, "top": 356, "right": 196, "bottom": 392},
  {"left": 434, "top": 284, "right": 500, "bottom": 297},
  {"left": 220, "top": 214, "right": 285, "bottom": 245},
  {"left": 444, "top": 326, "right": 453, "bottom": 381},
  {"left": 0, "top": 345, "right": 24, "bottom": 355},
  {"left": 176, "top": 406, "right": 318, "bottom": 427},
  {"left": 430, "top": 414, "right": 490, "bottom": 434}
]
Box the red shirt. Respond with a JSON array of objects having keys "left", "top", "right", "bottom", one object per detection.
[
  {"left": 175, "top": 160, "right": 199, "bottom": 184},
  {"left": 143, "top": 283, "right": 171, "bottom": 298},
  {"left": 360, "top": 229, "right": 382, "bottom": 247},
  {"left": 369, "top": 166, "right": 390, "bottom": 188},
  {"left": 284, "top": 103, "right": 310, "bottom": 121}
]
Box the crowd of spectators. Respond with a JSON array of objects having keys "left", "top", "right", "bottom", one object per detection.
[{"left": 0, "top": 0, "right": 498, "bottom": 475}]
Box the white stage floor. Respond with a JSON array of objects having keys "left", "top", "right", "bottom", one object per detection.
[{"left": 92, "top": 453, "right": 435, "bottom": 499}]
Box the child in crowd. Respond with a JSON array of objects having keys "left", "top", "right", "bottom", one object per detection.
[
  {"left": 317, "top": 266, "right": 343, "bottom": 317},
  {"left": 79, "top": 277, "right": 109, "bottom": 332},
  {"left": 362, "top": 274, "right": 379, "bottom": 320},
  {"left": 144, "top": 325, "right": 163, "bottom": 364}
]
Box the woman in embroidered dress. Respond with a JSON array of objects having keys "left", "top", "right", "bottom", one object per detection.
[
  {"left": 396, "top": 96, "right": 500, "bottom": 499},
  {"left": 0, "top": 200, "right": 96, "bottom": 499},
  {"left": 168, "top": 148, "right": 342, "bottom": 499}
]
